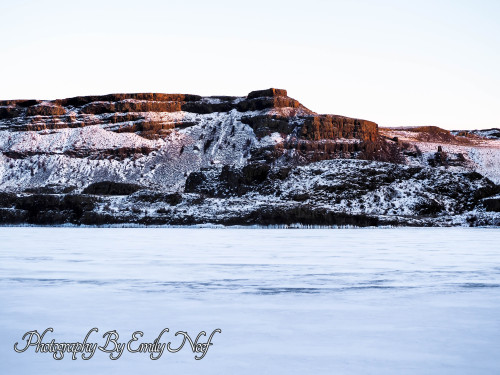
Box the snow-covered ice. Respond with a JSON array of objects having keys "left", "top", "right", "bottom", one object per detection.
[{"left": 0, "top": 227, "right": 499, "bottom": 374}]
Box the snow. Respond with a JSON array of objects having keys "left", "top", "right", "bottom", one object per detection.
[
  {"left": 0, "top": 126, "right": 163, "bottom": 154},
  {"left": 454, "top": 128, "right": 500, "bottom": 140},
  {"left": 2, "top": 100, "right": 499, "bottom": 196},
  {"left": 118, "top": 158, "right": 495, "bottom": 227},
  {"left": 259, "top": 132, "right": 285, "bottom": 147},
  {"left": 0, "top": 109, "right": 262, "bottom": 192},
  {"left": 381, "top": 128, "right": 500, "bottom": 183},
  {"left": 1, "top": 227, "right": 499, "bottom": 374},
  {"left": 1, "top": 104, "right": 499, "bottom": 227}
]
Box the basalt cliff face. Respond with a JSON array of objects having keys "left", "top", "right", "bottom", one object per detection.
[
  {"left": 0, "top": 89, "right": 499, "bottom": 226},
  {"left": 0, "top": 88, "right": 378, "bottom": 160}
]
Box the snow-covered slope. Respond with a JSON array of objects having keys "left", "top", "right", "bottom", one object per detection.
[
  {"left": 0, "top": 90, "right": 499, "bottom": 226},
  {"left": 0, "top": 88, "right": 377, "bottom": 193},
  {"left": 380, "top": 127, "right": 500, "bottom": 183}
]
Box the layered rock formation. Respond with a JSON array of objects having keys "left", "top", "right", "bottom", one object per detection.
[
  {"left": 0, "top": 88, "right": 499, "bottom": 226},
  {"left": 0, "top": 88, "right": 381, "bottom": 190},
  {"left": 0, "top": 88, "right": 377, "bottom": 141}
]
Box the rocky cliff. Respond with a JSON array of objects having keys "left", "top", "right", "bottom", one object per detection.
[
  {"left": 0, "top": 88, "right": 377, "bottom": 141},
  {"left": 0, "top": 89, "right": 499, "bottom": 226}
]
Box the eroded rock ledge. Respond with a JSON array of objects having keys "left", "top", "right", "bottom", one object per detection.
[{"left": 0, "top": 89, "right": 378, "bottom": 143}]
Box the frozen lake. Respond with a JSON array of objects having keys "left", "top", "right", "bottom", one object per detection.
[{"left": 1, "top": 227, "right": 499, "bottom": 374}]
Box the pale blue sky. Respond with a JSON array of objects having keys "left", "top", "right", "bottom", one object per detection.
[{"left": 1, "top": 0, "right": 498, "bottom": 129}]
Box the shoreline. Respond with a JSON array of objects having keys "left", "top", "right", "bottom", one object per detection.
[{"left": 1, "top": 223, "right": 499, "bottom": 229}]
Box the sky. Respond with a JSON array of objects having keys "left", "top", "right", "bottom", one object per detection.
[{"left": 0, "top": 0, "right": 499, "bottom": 130}]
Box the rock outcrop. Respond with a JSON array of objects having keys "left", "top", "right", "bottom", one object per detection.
[
  {"left": 0, "top": 88, "right": 377, "bottom": 143},
  {"left": 0, "top": 88, "right": 499, "bottom": 226}
]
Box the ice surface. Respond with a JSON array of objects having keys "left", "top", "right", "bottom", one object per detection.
[{"left": 0, "top": 228, "right": 499, "bottom": 374}]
